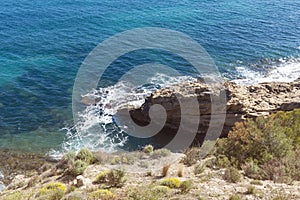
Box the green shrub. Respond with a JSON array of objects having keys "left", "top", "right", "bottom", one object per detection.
[
  {"left": 216, "top": 155, "right": 231, "bottom": 168},
  {"left": 245, "top": 185, "right": 256, "bottom": 194},
  {"left": 110, "top": 156, "right": 121, "bottom": 165},
  {"left": 94, "top": 169, "right": 126, "bottom": 188},
  {"left": 215, "top": 109, "right": 300, "bottom": 182},
  {"left": 143, "top": 145, "right": 154, "bottom": 154},
  {"left": 151, "top": 185, "right": 170, "bottom": 194},
  {"left": 5, "top": 191, "right": 23, "bottom": 200},
  {"left": 150, "top": 148, "right": 171, "bottom": 159},
  {"left": 194, "top": 163, "right": 206, "bottom": 175},
  {"left": 224, "top": 167, "right": 241, "bottom": 183},
  {"left": 94, "top": 170, "right": 110, "bottom": 184},
  {"left": 180, "top": 180, "right": 193, "bottom": 193},
  {"left": 57, "top": 152, "right": 76, "bottom": 171},
  {"left": 70, "top": 160, "right": 88, "bottom": 176},
  {"left": 38, "top": 182, "right": 66, "bottom": 200},
  {"left": 242, "top": 160, "right": 262, "bottom": 179},
  {"left": 88, "top": 189, "right": 114, "bottom": 200},
  {"left": 229, "top": 194, "right": 241, "bottom": 200},
  {"left": 76, "top": 148, "right": 95, "bottom": 164},
  {"left": 106, "top": 169, "right": 126, "bottom": 187},
  {"left": 181, "top": 148, "right": 200, "bottom": 166},
  {"left": 127, "top": 185, "right": 165, "bottom": 200},
  {"left": 250, "top": 180, "right": 263, "bottom": 185},
  {"left": 109, "top": 154, "right": 135, "bottom": 165},
  {"left": 160, "top": 177, "right": 181, "bottom": 188}
]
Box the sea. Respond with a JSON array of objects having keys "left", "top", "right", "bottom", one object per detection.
[{"left": 0, "top": 0, "right": 299, "bottom": 155}]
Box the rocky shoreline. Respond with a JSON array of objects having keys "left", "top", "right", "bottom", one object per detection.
[
  {"left": 1, "top": 78, "right": 300, "bottom": 197},
  {"left": 126, "top": 78, "right": 300, "bottom": 145}
]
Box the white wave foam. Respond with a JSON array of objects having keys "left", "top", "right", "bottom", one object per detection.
[
  {"left": 233, "top": 57, "right": 300, "bottom": 85},
  {"left": 55, "top": 74, "right": 196, "bottom": 155}
]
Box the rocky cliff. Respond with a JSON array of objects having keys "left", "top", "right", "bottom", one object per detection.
[{"left": 126, "top": 78, "right": 300, "bottom": 145}]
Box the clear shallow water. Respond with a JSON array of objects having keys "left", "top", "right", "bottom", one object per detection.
[{"left": 0, "top": 0, "right": 300, "bottom": 153}]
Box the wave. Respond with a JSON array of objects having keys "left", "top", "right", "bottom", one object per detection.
[
  {"left": 233, "top": 57, "right": 300, "bottom": 85},
  {"left": 49, "top": 74, "right": 197, "bottom": 157},
  {"left": 49, "top": 57, "right": 300, "bottom": 157}
]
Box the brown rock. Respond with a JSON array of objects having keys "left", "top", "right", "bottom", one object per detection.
[{"left": 125, "top": 79, "right": 300, "bottom": 145}]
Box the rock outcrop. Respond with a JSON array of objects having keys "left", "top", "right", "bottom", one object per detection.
[{"left": 127, "top": 78, "right": 300, "bottom": 145}]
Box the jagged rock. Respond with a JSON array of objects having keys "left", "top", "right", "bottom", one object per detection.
[{"left": 125, "top": 79, "right": 300, "bottom": 145}]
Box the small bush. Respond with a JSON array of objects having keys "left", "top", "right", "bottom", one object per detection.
[
  {"left": 242, "top": 160, "right": 262, "bottom": 179},
  {"left": 250, "top": 180, "right": 263, "bottom": 185},
  {"left": 127, "top": 185, "right": 165, "bottom": 200},
  {"left": 5, "top": 191, "right": 23, "bottom": 200},
  {"left": 229, "top": 194, "right": 241, "bottom": 200},
  {"left": 110, "top": 156, "right": 121, "bottom": 165},
  {"left": 76, "top": 148, "right": 95, "bottom": 164},
  {"left": 245, "top": 185, "right": 256, "bottom": 194},
  {"left": 57, "top": 152, "right": 76, "bottom": 171},
  {"left": 162, "top": 164, "right": 170, "bottom": 177},
  {"left": 150, "top": 148, "right": 171, "bottom": 159},
  {"left": 151, "top": 185, "right": 170, "bottom": 194},
  {"left": 88, "top": 189, "right": 114, "bottom": 200},
  {"left": 216, "top": 155, "right": 231, "bottom": 168},
  {"left": 180, "top": 180, "right": 193, "bottom": 194},
  {"left": 194, "top": 163, "right": 206, "bottom": 175},
  {"left": 143, "top": 145, "right": 154, "bottom": 154},
  {"left": 121, "top": 154, "right": 135, "bottom": 165},
  {"left": 106, "top": 169, "right": 126, "bottom": 188},
  {"left": 181, "top": 148, "right": 200, "bottom": 166},
  {"left": 224, "top": 167, "right": 242, "bottom": 183},
  {"left": 272, "top": 189, "right": 292, "bottom": 200},
  {"left": 38, "top": 182, "right": 67, "bottom": 200},
  {"left": 94, "top": 169, "right": 126, "bottom": 188},
  {"left": 70, "top": 160, "right": 88, "bottom": 176},
  {"left": 94, "top": 170, "right": 110, "bottom": 184},
  {"left": 146, "top": 171, "right": 152, "bottom": 177},
  {"left": 160, "top": 177, "right": 181, "bottom": 188},
  {"left": 215, "top": 109, "right": 300, "bottom": 182}
]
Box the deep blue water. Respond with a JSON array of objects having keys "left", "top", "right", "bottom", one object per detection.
[{"left": 0, "top": 0, "right": 300, "bottom": 152}]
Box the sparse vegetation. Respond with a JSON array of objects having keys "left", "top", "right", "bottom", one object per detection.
[
  {"left": 94, "top": 170, "right": 110, "bottom": 184},
  {"left": 143, "top": 145, "right": 154, "bottom": 154},
  {"left": 151, "top": 185, "right": 170, "bottom": 194},
  {"left": 57, "top": 148, "right": 95, "bottom": 176},
  {"left": 37, "top": 182, "right": 66, "bottom": 200},
  {"left": 250, "top": 180, "right": 263, "bottom": 185},
  {"left": 229, "top": 194, "right": 241, "bottom": 200},
  {"left": 127, "top": 185, "right": 166, "bottom": 200},
  {"left": 76, "top": 148, "right": 95, "bottom": 165},
  {"left": 88, "top": 189, "right": 114, "bottom": 200},
  {"left": 94, "top": 169, "right": 126, "bottom": 188},
  {"left": 245, "top": 185, "right": 256, "bottom": 195},
  {"left": 160, "top": 177, "right": 181, "bottom": 189},
  {"left": 1, "top": 110, "right": 300, "bottom": 200},
  {"left": 194, "top": 163, "right": 206, "bottom": 175},
  {"left": 181, "top": 147, "right": 200, "bottom": 166},
  {"left": 70, "top": 160, "right": 88, "bottom": 176},
  {"left": 180, "top": 180, "right": 193, "bottom": 194},
  {"left": 224, "top": 167, "right": 242, "bottom": 183},
  {"left": 150, "top": 148, "right": 171, "bottom": 159}
]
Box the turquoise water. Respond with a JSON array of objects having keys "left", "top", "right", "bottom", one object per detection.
[{"left": 0, "top": 0, "right": 300, "bottom": 153}]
